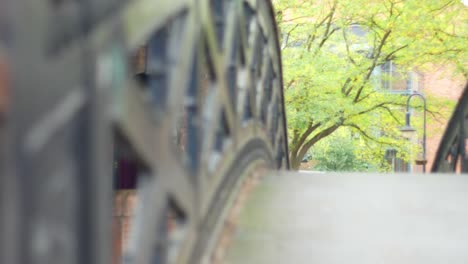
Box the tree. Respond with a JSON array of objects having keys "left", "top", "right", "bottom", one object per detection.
[
  {"left": 274, "top": 0, "right": 467, "bottom": 169},
  {"left": 310, "top": 128, "right": 373, "bottom": 171}
]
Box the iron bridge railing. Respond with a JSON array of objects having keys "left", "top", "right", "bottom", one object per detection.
[
  {"left": 432, "top": 83, "right": 468, "bottom": 173},
  {"left": 0, "top": 0, "right": 289, "bottom": 263}
]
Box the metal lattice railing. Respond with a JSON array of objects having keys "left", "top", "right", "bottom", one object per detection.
[
  {"left": 0, "top": 0, "right": 288, "bottom": 263},
  {"left": 432, "top": 83, "right": 468, "bottom": 173}
]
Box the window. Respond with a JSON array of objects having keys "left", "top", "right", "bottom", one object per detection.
[
  {"left": 407, "top": 71, "right": 421, "bottom": 91},
  {"left": 379, "top": 61, "right": 422, "bottom": 94},
  {"left": 385, "top": 148, "right": 410, "bottom": 172},
  {"left": 381, "top": 61, "right": 408, "bottom": 92}
]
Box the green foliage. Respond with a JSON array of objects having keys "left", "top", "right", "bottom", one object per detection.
[
  {"left": 274, "top": 0, "right": 467, "bottom": 170},
  {"left": 310, "top": 129, "right": 372, "bottom": 172}
]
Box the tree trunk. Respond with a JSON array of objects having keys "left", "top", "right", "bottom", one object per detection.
[
  {"left": 289, "top": 125, "right": 341, "bottom": 171},
  {"left": 290, "top": 154, "right": 302, "bottom": 170}
]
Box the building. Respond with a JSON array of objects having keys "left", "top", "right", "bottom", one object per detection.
[{"left": 380, "top": 62, "right": 465, "bottom": 172}]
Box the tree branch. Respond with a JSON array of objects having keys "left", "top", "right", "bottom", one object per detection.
[
  {"left": 341, "top": 78, "right": 352, "bottom": 95},
  {"left": 435, "top": 29, "right": 468, "bottom": 39},
  {"left": 384, "top": 44, "right": 409, "bottom": 61},
  {"left": 429, "top": 0, "right": 455, "bottom": 13},
  {"left": 296, "top": 124, "right": 341, "bottom": 162},
  {"left": 283, "top": 16, "right": 312, "bottom": 23},
  {"left": 281, "top": 24, "right": 301, "bottom": 50},
  {"left": 344, "top": 123, "right": 393, "bottom": 145},
  {"left": 380, "top": 105, "right": 401, "bottom": 123},
  {"left": 290, "top": 122, "right": 321, "bottom": 160},
  {"left": 305, "top": 7, "right": 337, "bottom": 52},
  {"left": 342, "top": 29, "right": 357, "bottom": 65},
  {"left": 316, "top": 1, "right": 338, "bottom": 52},
  {"left": 354, "top": 29, "right": 392, "bottom": 102},
  {"left": 285, "top": 79, "right": 295, "bottom": 89},
  {"left": 355, "top": 90, "right": 376, "bottom": 103},
  {"left": 348, "top": 101, "right": 406, "bottom": 118}
]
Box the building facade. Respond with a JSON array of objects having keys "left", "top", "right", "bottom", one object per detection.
[{"left": 380, "top": 62, "right": 465, "bottom": 172}]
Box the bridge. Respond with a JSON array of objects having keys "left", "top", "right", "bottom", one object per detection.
[{"left": 0, "top": 0, "right": 467, "bottom": 264}]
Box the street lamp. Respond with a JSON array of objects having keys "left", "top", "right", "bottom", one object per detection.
[
  {"left": 400, "top": 111, "right": 417, "bottom": 139},
  {"left": 399, "top": 91, "right": 427, "bottom": 173}
]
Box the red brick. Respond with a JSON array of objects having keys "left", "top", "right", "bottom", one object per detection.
[
  {"left": 420, "top": 65, "right": 465, "bottom": 171},
  {"left": 112, "top": 190, "right": 137, "bottom": 264}
]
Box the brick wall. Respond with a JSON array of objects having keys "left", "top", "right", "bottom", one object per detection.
[
  {"left": 112, "top": 190, "right": 137, "bottom": 264},
  {"left": 423, "top": 66, "right": 465, "bottom": 100},
  {"left": 420, "top": 65, "right": 465, "bottom": 172}
]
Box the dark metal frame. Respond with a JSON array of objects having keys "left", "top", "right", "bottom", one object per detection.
[
  {"left": 1, "top": 0, "right": 288, "bottom": 263},
  {"left": 432, "top": 83, "right": 468, "bottom": 173}
]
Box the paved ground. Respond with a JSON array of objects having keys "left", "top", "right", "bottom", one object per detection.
[{"left": 223, "top": 172, "right": 468, "bottom": 264}]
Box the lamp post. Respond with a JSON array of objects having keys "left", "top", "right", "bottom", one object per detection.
[{"left": 400, "top": 91, "right": 427, "bottom": 173}]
